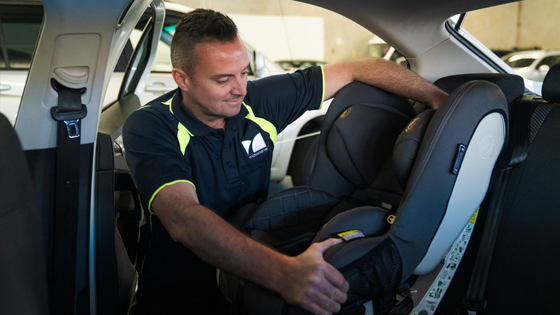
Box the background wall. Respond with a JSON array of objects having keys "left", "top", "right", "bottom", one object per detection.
[
  {"left": 171, "top": 0, "right": 372, "bottom": 63},
  {"left": 171, "top": 0, "right": 560, "bottom": 62},
  {"left": 464, "top": 0, "right": 560, "bottom": 51}
]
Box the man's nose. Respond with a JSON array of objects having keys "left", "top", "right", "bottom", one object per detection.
[{"left": 231, "top": 75, "right": 247, "bottom": 96}]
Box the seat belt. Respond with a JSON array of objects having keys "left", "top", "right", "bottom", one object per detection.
[
  {"left": 463, "top": 100, "right": 552, "bottom": 314},
  {"left": 50, "top": 79, "right": 87, "bottom": 314}
]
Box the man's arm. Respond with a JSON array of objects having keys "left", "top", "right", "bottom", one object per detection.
[
  {"left": 152, "top": 182, "right": 349, "bottom": 315},
  {"left": 323, "top": 57, "right": 448, "bottom": 109}
]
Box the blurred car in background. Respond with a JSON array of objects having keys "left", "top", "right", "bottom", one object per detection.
[
  {"left": 501, "top": 50, "right": 560, "bottom": 82},
  {"left": 276, "top": 59, "right": 327, "bottom": 72},
  {"left": 362, "top": 35, "right": 407, "bottom": 67}
]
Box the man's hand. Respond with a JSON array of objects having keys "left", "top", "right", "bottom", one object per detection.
[{"left": 279, "top": 238, "right": 349, "bottom": 315}]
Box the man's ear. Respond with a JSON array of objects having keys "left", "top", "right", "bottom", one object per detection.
[{"left": 172, "top": 68, "right": 190, "bottom": 91}]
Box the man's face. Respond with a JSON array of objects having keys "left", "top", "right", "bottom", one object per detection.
[{"left": 180, "top": 37, "right": 250, "bottom": 126}]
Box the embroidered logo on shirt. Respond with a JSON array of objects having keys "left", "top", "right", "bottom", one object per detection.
[{"left": 241, "top": 133, "right": 268, "bottom": 159}]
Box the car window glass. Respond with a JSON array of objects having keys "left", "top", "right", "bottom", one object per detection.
[
  {"left": 120, "top": 16, "right": 154, "bottom": 98},
  {"left": 452, "top": 0, "right": 560, "bottom": 94},
  {"left": 504, "top": 57, "right": 535, "bottom": 68},
  {"left": 104, "top": 10, "right": 157, "bottom": 106},
  {"left": 363, "top": 42, "right": 389, "bottom": 58},
  {"left": 537, "top": 56, "right": 560, "bottom": 68},
  {"left": 151, "top": 37, "right": 172, "bottom": 72},
  {"left": 0, "top": 4, "right": 43, "bottom": 70},
  {"left": 0, "top": 3, "right": 43, "bottom": 125}
]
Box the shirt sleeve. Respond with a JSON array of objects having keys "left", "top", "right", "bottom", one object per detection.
[
  {"left": 123, "top": 108, "right": 195, "bottom": 214},
  {"left": 243, "top": 65, "right": 325, "bottom": 133}
]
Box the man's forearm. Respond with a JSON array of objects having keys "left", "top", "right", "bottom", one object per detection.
[
  {"left": 160, "top": 201, "right": 290, "bottom": 293},
  {"left": 324, "top": 57, "right": 448, "bottom": 109}
]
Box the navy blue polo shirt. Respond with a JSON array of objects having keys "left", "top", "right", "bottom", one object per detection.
[
  {"left": 122, "top": 67, "right": 324, "bottom": 304},
  {"left": 124, "top": 66, "right": 324, "bottom": 221}
]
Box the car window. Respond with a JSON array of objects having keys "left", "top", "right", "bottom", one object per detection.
[
  {"left": 120, "top": 17, "right": 155, "bottom": 98},
  {"left": 451, "top": 0, "right": 560, "bottom": 94},
  {"left": 504, "top": 57, "right": 536, "bottom": 68},
  {"left": 0, "top": 3, "right": 43, "bottom": 125},
  {"left": 151, "top": 35, "right": 172, "bottom": 72},
  {"left": 363, "top": 42, "right": 389, "bottom": 58},
  {"left": 0, "top": 4, "right": 43, "bottom": 70},
  {"left": 537, "top": 55, "right": 560, "bottom": 68}
]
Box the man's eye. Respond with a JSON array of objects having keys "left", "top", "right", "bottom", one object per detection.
[{"left": 217, "top": 78, "right": 229, "bottom": 84}]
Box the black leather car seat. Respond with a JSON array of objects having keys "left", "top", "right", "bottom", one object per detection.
[
  {"left": 219, "top": 80, "right": 509, "bottom": 314},
  {"left": 0, "top": 113, "right": 49, "bottom": 314}
]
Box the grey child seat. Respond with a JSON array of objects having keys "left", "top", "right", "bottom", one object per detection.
[{"left": 219, "top": 80, "right": 508, "bottom": 314}]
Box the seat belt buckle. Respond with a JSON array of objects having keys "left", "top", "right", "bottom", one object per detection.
[
  {"left": 464, "top": 298, "right": 487, "bottom": 315},
  {"left": 64, "top": 119, "right": 81, "bottom": 138}
]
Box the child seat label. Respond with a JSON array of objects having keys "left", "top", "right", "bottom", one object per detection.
[{"left": 337, "top": 230, "right": 365, "bottom": 242}]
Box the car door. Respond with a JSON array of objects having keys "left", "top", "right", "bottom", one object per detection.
[{"left": 6, "top": 0, "right": 164, "bottom": 314}]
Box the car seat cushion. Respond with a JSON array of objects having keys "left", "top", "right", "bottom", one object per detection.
[
  {"left": 326, "top": 104, "right": 411, "bottom": 188},
  {"left": 243, "top": 187, "right": 338, "bottom": 241}
]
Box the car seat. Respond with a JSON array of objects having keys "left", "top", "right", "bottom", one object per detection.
[
  {"left": 228, "top": 82, "right": 416, "bottom": 249},
  {"left": 404, "top": 73, "right": 524, "bottom": 314},
  {"left": 0, "top": 113, "right": 49, "bottom": 314},
  {"left": 434, "top": 66, "right": 560, "bottom": 315},
  {"left": 219, "top": 80, "right": 509, "bottom": 314}
]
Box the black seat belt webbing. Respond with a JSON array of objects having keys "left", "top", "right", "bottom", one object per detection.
[
  {"left": 50, "top": 79, "right": 87, "bottom": 314},
  {"left": 463, "top": 101, "right": 551, "bottom": 314}
]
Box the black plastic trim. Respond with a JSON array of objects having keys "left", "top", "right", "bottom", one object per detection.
[{"left": 445, "top": 20, "right": 507, "bottom": 74}]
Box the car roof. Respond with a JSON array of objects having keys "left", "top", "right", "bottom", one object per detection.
[{"left": 303, "top": 0, "right": 520, "bottom": 80}]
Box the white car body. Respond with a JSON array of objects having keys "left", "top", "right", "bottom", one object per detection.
[{"left": 500, "top": 50, "right": 560, "bottom": 94}]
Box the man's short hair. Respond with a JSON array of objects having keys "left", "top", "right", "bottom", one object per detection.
[{"left": 171, "top": 8, "right": 239, "bottom": 75}]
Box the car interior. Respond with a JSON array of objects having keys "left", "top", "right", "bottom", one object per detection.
[{"left": 1, "top": 0, "right": 559, "bottom": 314}]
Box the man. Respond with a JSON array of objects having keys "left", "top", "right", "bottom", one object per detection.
[{"left": 123, "top": 8, "right": 448, "bottom": 315}]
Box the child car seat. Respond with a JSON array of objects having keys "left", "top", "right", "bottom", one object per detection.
[
  {"left": 435, "top": 66, "right": 560, "bottom": 315},
  {"left": 219, "top": 80, "right": 508, "bottom": 314}
]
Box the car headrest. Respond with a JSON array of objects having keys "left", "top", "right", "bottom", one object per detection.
[
  {"left": 434, "top": 73, "right": 524, "bottom": 104},
  {"left": 542, "top": 63, "right": 560, "bottom": 103},
  {"left": 393, "top": 109, "right": 436, "bottom": 189}
]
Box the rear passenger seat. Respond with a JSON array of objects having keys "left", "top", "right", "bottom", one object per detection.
[{"left": 435, "top": 65, "right": 560, "bottom": 315}]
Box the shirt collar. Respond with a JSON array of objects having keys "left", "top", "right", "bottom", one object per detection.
[{"left": 170, "top": 89, "right": 216, "bottom": 136}]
